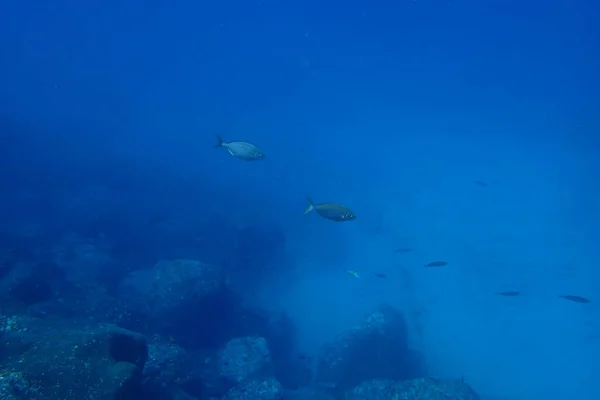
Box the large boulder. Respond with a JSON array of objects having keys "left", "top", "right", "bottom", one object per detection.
[
  {"left": 0, "top": 258, "right": 67, "bottom": 307},
  {"left": 0, "top": 241, "right": 124, "bottom": 322},
  {"left": 315, "top": 305, "right": 424, "bottom": 397},
  {"left": 142, "top": 336, "right": 195, "bottom": 399},
  {"left": 345, "top": 377, "right": 481, "bottom": 400},
  {"left": 0, "top": 316, "right": 148, "bottom": 400},
  {"left": 118, "top": 259, "right": 222, "bottom": 343},
  {"left": 285, "top": 388, "right": 335, "bottom": 400},
  {"left": 218, "top": 336, "right": 273, "bottom": 383},
  {"left": 52, "top": 233, "right": 126, "bottom": 285},
  {"left": 185, "top": 348, "right": 228, "bottom": 399},
  {"left": 222, "top": 377, "right": 284, "bottom": 400},
  {"left": 184, "top": 336, "right": 274, "bottom": 399}
]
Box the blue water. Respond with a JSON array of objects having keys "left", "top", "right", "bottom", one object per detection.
[{"left": 1, "top": 0, "right": 599, "bottom": 399}]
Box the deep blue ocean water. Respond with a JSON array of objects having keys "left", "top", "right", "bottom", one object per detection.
[{"left": 0, "top": 1, "right": 599, "bottom": 399}]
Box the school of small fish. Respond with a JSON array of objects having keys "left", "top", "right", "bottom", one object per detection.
[{"left": 214, "top": 136, "right": 591, "bottom": 304}]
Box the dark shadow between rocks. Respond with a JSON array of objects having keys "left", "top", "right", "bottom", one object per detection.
[{"left": 109, "top": 331, "right": 148, "bottom": 368}]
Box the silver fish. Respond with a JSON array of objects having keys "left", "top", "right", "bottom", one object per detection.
[
  {"left": 303, "top": 196, "right": 355, "bottom": 222},
  {"left": 214, "top": 135, "right": 264, "bottom": 161}
]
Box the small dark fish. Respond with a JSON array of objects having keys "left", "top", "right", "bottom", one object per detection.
[
  {"left": 497, "top": 291, "right": 520, "bottom": 296},
  {"left": 374, "top": 273, "right": 387, "bottom": 278},
  {"left": 303, "top": 196, "right": 356, "bottom": 222},
  {"left": 424, "top": 261, "right": 447, "bottom": 267},
  {"left": 473, "top": 180, "right": 488, "bottom": 187},
  {"left": 559, "top": 295, "right": 590, "bottom": 303},
  {"left": 394, "top": 247, "right": 411, "bottom": 253}
]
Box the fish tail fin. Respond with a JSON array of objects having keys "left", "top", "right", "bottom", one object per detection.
[
  {"left": 214, "top": 135, "right": 224, "bottom": 149},
  {"left": 303, "top": 196, "right": 315, "bottom": 215}
]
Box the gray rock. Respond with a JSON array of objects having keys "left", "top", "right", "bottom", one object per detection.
[
  {"left": 52, "top": 234, "right": 124, "bottom": 282},
  {"left": 315, "top": 305, "right": 423, "bottom": 397},
  {"left": 0, "top": 258, "right": 65, "bottom": 307},
  {"left": 345, "top": 377, "right": 481, "bottom": 400},
  {"left": 184, "top": 336, "right": 274, "bottom": 399},
  {"left": 186, "top": 348, "right": 230, "bottom": 398},
  {"left": 172, "top": 389, "right": 199, "bottom": 400},
  {"left": 119, "top": 258, "right": 222, "bottom": 323},
  {"left": 0, "top": 317, "right": 147, "bottom": 400},
  {"left": 284, "top": 387, "right": 335, "bottom": 400},
  {"left": 223, "top": 377, "right": 284, "bottom": 400},
  {"left": 0, "top": 369, "right": 42, "bottom": 400},
  {"left": 143, "top": 336, "right": 193, "bottom": 396},
  {"left": 345, "top": 379, "right": 395, "bottom": 400},
  {"left": 218, "top": 337, "right": 273, "bottom": 383}
]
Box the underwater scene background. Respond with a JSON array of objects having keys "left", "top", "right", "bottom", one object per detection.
[{"left": 0, "top": 0, "right": 599, "bottom": 399}]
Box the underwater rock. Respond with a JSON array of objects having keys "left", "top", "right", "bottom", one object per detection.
[
  {"left": 345, "top": 377, "right": 481, "bottom": 400},
  {"left": 0, "top": 244, "right": 25, "bottom": 283},
  {"left": 22, "top": 281, "right": 125, "bottom": 326},
  {"left": 0, "top": 369, "right": 43, "bottom": 400},
  {"left": 315, "top": 305, "right": 424, "bottom": 397},
  {"left": 142, "top": 335, "right": 194, "bottom": 399},
  {"left": 171, "top": 389, "right": 199, "bottom": 400},
  {"left": 284, "top": 387, "right": 336, "bottom": 400},
  {"left": 218, "top": 336, "right": 273, "bottom": 383},
  {"left": 0, "top": 317, "right": 148, "bottom": 399},
  {"left": 185, "top": 348, "right": 231, "bottom": 399},
  {"left": 222, "top": 377, "right": 284, "bottom": 400},
  {"left": 52, "top": 234, "right": 127, "bottom": 285},
  {"left": 184, "top": 336, "right": 274, "bottom": 399},
  {"left": 119, "top": 259, "right": 222, "bottom": 337},
  {"left": 184, "top": 334, "right": 289, "bottom": 400},
  {"left": 0, "top": 258, "right": 68, "bottom": 308}
]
